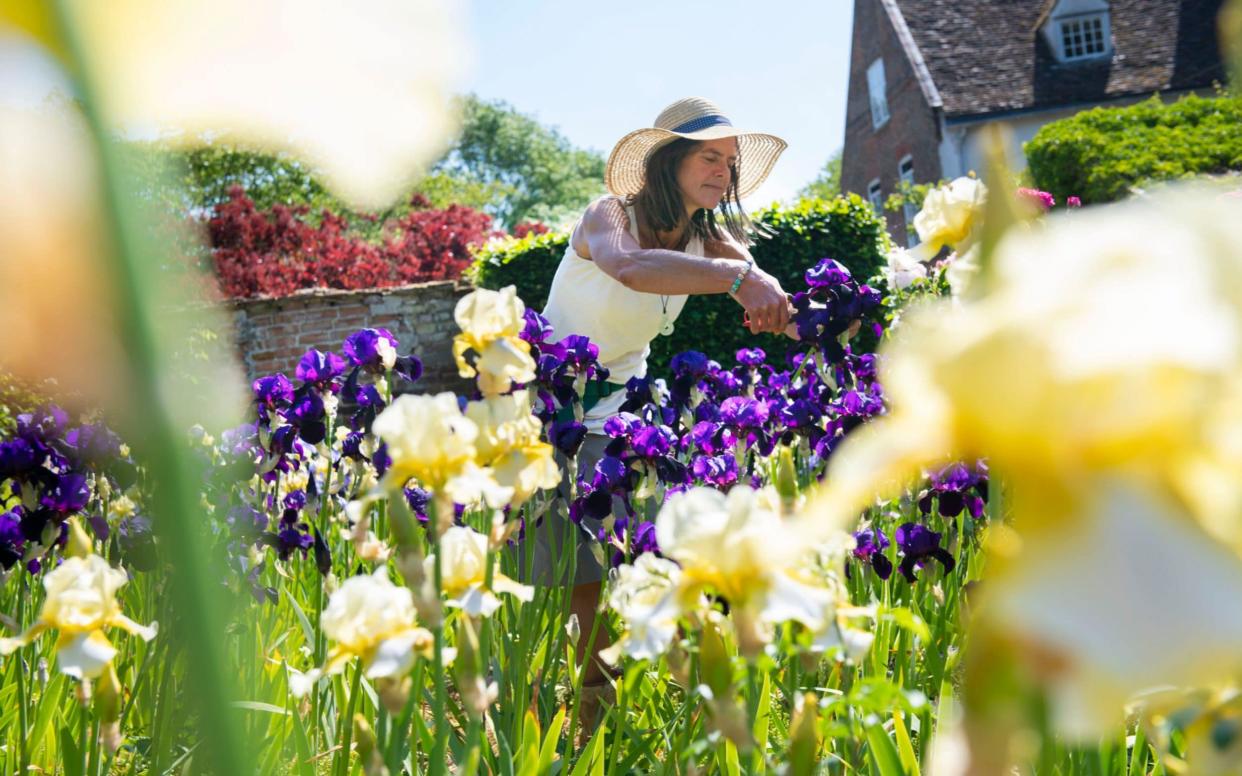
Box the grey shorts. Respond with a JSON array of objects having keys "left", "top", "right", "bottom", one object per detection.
[{"left": 518, "top": 433, "right": 619, "bottom": 587}]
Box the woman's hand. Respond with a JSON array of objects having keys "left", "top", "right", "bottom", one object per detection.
[{"left": 734, "top": 267, "right": 791, "bottom": 334}]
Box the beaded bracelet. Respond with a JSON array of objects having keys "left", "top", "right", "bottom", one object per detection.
[{"left": 728, "top": 260, "right": 754, "bottom": 296}]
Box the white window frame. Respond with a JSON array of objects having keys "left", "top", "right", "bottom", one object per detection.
[
  {"left": 867, "top": 178, "right": 884, "bottom": 213},
  {"left": 1057, "top": 13, "right": 1109, "bottom": 61},
  {"left": 866, "top": 58, "right": 890, "bottom": 130},
  {"left": 898, "top": 156, "right": 919, "bottom": 247}
]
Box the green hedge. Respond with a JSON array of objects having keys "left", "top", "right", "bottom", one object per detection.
[
  {"left": 1025, "top": 93, "right": 1242, "bottom": 205},
  {"left": 468, "top": 194, "right": 890, "bottom": 374}
]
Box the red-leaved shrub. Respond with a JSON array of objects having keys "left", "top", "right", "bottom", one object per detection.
[{"left": 209, "top": 187, "right": 500, "bottom": 299}]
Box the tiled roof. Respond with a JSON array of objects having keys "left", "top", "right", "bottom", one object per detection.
[{"left": 890, "top": 0, "right": 1227, "bottom": 119}]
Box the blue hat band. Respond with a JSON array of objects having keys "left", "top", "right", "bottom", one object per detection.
[{"left": 668, "top": 114, "right": 733, "bottom": 134}]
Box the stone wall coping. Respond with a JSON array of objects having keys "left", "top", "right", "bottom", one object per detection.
[{"left": 227, "top": 279, "right": 475, "bottom": 315}]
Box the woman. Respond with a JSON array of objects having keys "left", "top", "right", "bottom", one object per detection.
[{"left": 533, "top": 96, "right": 792, "bottom": 689}]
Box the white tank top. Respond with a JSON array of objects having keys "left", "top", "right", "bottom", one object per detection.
[{"left": 542, "top": 197, "right": 699, "bottom": 431}]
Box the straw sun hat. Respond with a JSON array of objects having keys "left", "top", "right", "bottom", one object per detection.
[{"left": 604, "top": 97, "right": 787, "bottom": 200}]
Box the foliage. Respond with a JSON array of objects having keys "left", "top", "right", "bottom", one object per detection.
[
  {"left": 209, "top": 189, "right": 496, "bottom": 298},
  {"left": 1025, "top": 92, "right": 1242, "bottom": 204},
  {"left": 0, "top": 372, "right": 52, "bottom": 434},
  {"left": 468, "top": 194, "right": 891, "bottom": 374},
  {"left": 434, "top": 94, "right": 606, "bottom": 227},
  {"left": 798, "top": 147, "right": 842, "bottom": 200}
]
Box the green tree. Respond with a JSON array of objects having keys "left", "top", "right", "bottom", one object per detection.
[
  {"left": 433, "top": 94, "right": 606, "bottom": 227},
  {"left": 799, "top": 148, "right": 842, "bottom": 200}
]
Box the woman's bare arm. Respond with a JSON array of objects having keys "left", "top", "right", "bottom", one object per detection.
[
  {"left": 577, "top": 198, "right": 790, "bottom": 333},
  {"left": 576, "top": 197, "right": 740, "bottom": 295}
]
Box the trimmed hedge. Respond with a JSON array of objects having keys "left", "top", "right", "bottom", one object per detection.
[
  {"left": 468, "top": 194, "right": 890, "bottom": 374},
  {"left": 1025, "top": 93, "right": 1242, "bottom": 205}
]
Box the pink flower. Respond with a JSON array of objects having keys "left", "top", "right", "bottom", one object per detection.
[{"left": 1017, "top": 187, "right": 1056, "bottom": 211}]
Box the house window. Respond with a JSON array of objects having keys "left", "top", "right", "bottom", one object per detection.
[
  {"left": 898, "top": 156, "right": 919, "bottom": 247},
  {"left": 866, "top": 58, "right": 889, "bottom": 129},
  {"left": 1059, "top": 14, "right": 1107, "bottom": 60},
  {"left": 867, "top": 179, "right": 883, "bottom": 213}
]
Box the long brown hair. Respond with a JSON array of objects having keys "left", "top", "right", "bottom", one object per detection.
[{"left": 626, "top": 138, "right": 758, "bottom": 247}]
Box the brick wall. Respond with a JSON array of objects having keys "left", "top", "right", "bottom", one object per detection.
[
  {"left": 841, "top": 0, "right": 943, "bottom": 246},
  {"left": 228, "top": 280, "right": 473, "bottom": 393}
]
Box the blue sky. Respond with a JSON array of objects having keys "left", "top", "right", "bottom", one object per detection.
[{"left": 459, "top": 0, "right": 855, "bottom": 205}]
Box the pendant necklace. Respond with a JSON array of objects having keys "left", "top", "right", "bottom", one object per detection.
[
  {"left": 659, "top": 295, "right": 674, "bottom": 336},
  {"left": 652, "top": 221, "right": 680, "bottom": 336}
]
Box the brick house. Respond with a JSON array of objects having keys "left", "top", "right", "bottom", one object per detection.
[{"left": 840, "top": 0, "right": 1227, "bottom": 245}]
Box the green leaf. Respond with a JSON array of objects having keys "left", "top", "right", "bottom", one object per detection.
[{"left": 865, "top": 719, "right": 907, "bottom": 776}]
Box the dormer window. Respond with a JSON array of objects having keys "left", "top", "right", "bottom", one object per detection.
[
  {"left": 1039, "top": 0, "right": 1112, "bottom": 63},
  {"left": 1059, "top": 14, "right": 1108, "bottom": 60}
]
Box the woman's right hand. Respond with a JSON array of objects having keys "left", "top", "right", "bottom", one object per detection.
[{"left": 734, "top": 266, "right": 791, "bottom": 334}]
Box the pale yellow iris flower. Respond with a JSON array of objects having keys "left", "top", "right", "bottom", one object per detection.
[
  {"left": 371, "top": 392, "right": 510, "bottom": 509},
  {"left": 289, "top": 569, "right": 438, "bottom": 697},
  {"left": 1, "top": 554, "right": 157, "bottom": 679},
  {"left": 465, "top": 390, "right": 560, "bottom": 507},
  {"left": 608, "top": 486, "right": 857, "bottom": 659},
  {"left": 427, "top": 526, "right": 534, "bottom": 618},
  {"left": 909, "top": 176, "right": 987, "bottom": 261},
  {"left": 453, "top": 287, "right": 537, "bottom": 396}
]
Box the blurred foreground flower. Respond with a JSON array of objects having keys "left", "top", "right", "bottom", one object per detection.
[
  {"left": 1, "top": 0, "right": 466, "bottom": 210},
  {"left": 0, "top": 548, "right": 157, "bottom": 678},
  {"left": 811, "top": 187, "right": 1242, "bottom": 740},
  {"left": 0, "top": 99, "right": 128, "bottom": 408}
]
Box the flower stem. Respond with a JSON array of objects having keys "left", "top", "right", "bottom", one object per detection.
[
  {"left": 16, "top": 590, "right": 29, "bottom": 773},
  {"left": 334, "top": 664, "right": 362, "bottom": 776},
  {"left": 431, "top": 500, "right": 448, "bottom": 774}
]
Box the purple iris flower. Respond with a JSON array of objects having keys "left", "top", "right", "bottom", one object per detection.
[
  {"left": 851, "top": 528, "right": 893, "bottom": 580},
  {"left": 919, "top": 461, "right": 989, "bottom": 519},
  {"left": 296, "top": 349, "right": 347, "bottom": 386},
  {"left": 520, "top": 309, "right": 555, "bottom": 345},
  {"left": 0, "top": 510, "right": 25, "bottom": 569},
  {"left": 220, "top": 423, "right": 261, "bottom": 460},
  {"left": 63, "top": 423, "right": 123, "bottom": 464},
  {"left": 341, "top": 431, "right": 367, "bottom": 461},
  {"left": 670, "top": 351, "right": 710, "bottom": 378},
  {"left": 602, "top": 413, "right": 643, "bottom": 439},
  {"left": 254, "top": 374, "right": 293, "bottom": 408},
  {"left": 404, "top": 486, "right": 430, "bottom": 524},
  {"left": 609, "top": 519, "right": 660, "bottom": 567},
  {"left": 41, "top": 473, "right": 90, "bottom": 515},
  {"left": 284, "top": 391, "right": 326, "bottom": 444},
  {"left": 272, "top": 526, "right": 314, "bottom": 560},
  {"left": 373, "top": 443, "right": 392, "bottom": 478},
  {"left": 393, "top": 353, "right": 424, "bottom": 384},
  {"left": 283, "top": 489, "right": 307, "bottom": 512},
  {"left": 894, "top": 523, "right": 956, "bottom": 582},
  {"left": 805, "top": 258, "right": 852, "bottom": 287},
  {"left": 0, "top": 438, "right": 38, "bottom": 478},
  {"left": 592, "top": 456, "right": 629, "bottom": 491},
  {"left": 16, "top": 406, "right": 69, "bottom": 443},
  {"left": 692, "top": 454, "right": 739, "bottom": 488},
  {"left": 736, "top": 348, "right": 766, "bottom": 367},
  {"left": 630, "top": 425, "right": 673, "bottom": 459},
  {"left": 548, "top": 420, "right": 588, "bottom": 458},
  {"left": 718, "top": 396, "right": 770, "bottom": 429},
  {"left": 342, "top": 328, "right": 399, "bottom": 370}
]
